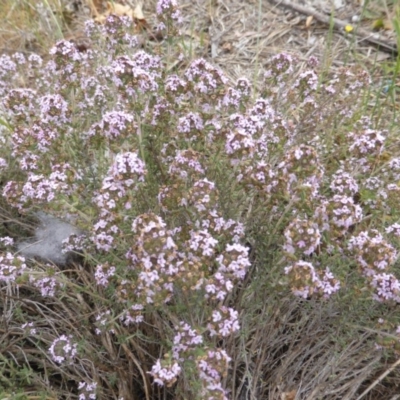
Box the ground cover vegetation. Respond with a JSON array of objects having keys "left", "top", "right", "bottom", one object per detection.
[{"left": 1, "top": 0, "right": 400, "bottom": 399}]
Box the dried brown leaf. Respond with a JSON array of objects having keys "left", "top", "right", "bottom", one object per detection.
[
  {"left": 306, "top": 15, "right": 314, "bottom": 29},
  {"left": 94, "top": 1, "right": 149, "bottom": 33},
  {"left": 281, "top": 389, "right": 297, "bottom": 400}
]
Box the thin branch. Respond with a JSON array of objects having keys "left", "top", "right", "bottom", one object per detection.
[
  {"left": 355, "top": 357, "right": 400, "bottom": 400},
  {"left": 270, "top": 0, "right": 398, "bottom": 55}
]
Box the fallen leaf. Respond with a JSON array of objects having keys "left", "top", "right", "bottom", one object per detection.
[
  {"left": 95, "top": 2, "right": 134, "bottom": 23},
  {"left": 372, "top": 18, "right": 385, "bottom": 30},
  {"left": 106, "top": 2, "right": 134, "bottom": 17},
  {"left": 87, "top": 0, "right": 101, "bottom": 17},
  {"left": 221, "top": 42, "right": 233, "bottom": 52},
  {"left": 305, "top": 15, "right": 313, "bottom": 29},
  {"left": 133, "top": 2, "right": 145, "bottom": 20},
  {"left": 133, "top": 2, "right": 150, "bottom": 32},
  {"left": 375, "top": 52, "right": 391, "bottom": 62},
  {"left": 383, "top": 19, "right": 393, "bottom": 31},
  {"left": 94, "top": 1, "right": 149, "bottom": 33},
  {"left": 281, "top": 389, "right": 297, "bottom": 400}
]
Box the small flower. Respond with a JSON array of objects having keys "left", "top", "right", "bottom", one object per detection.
[
  {"left": 49, "top": 335, "right": 77, "bottom": 364},
  {"left": 78, "top": 381, "right": 97, "bottom": 400},
  {"left": 386, "top": 223, "right": 400, "bottom": 237},
  {"left": 95, "top": 263, "right": 116, "bottom": 287},
  {"left": 21, "top": 322, "right": 37, "bottom": 335},
  {"left": 149, "top": 359, "right": 181, "bottom": 387},
  {"left": 371, "top": 273, "right": 400, "bottom": 302},
  {"left": 39, "top": 94, "right": 70, "bottom": 126},
  {"left": 283, "top": 218, "right": 321, "bottom": 256},
  {"left": 348, "top": 230, "right": 397, "bottom": 274},
  {"left": 30, "top": 270, "right": 64, "bottom": 297},
  {"left": 156, "top": 0, "right": 183, "bottom": 32},
  {"left": 172, "top": 322, "right": 203, "bottom": 360},
  {"left": 208, "top": 306, "right": 240, "bottom": 337},
  {"left": 196, "top": 348, "right": 231, "bottom": 399},
  {"left": 285, "top": 261, "right": 340, "bottom": 299},
  {"left": 119, "top": 304, "right": 144, "bottom": 325},
  {"left": 0, "top": 253, "right": 27, "bottom": 284},
  {"left": 88, "top": 111, "right": 136, "bottom": 140}
]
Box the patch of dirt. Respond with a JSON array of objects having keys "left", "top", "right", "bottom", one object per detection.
[
  {"left": 56, "top": 0, "right": 399, "bottom": 94},
  {"left": 2, "top": 0, "right": 398, "bottom": 77}
]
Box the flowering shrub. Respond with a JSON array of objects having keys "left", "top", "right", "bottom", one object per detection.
[{"left": 1, "top": 1, "right": 400, "bottom": 399}]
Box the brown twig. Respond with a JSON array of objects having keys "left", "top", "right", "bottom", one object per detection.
[
  {"left": 270, "top": 0, "right": 398, "bottom": 55},
  {"left": 355, "top": 357, "right": 400, "bottom": 400},
  {"left": 120, "top": 341, "right": 151, "bottom": 400}
]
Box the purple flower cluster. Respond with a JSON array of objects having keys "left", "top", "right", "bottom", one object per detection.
[
  {"left": 88, "top": 111, "right": 136, "bottom": 142},
  {"left": 285, "top": 261, "right": 340, "bottom": 299},
  {"left": 172, "top": 321, "right": 203, "bottom": 361},
  {"left": 330, "top": 169, "right": 359, "bottom": 196},
  {"left": 78, "top": 381, "right": 97, "bottom": 400},
  {"left": 156, "top": 0, "right": 183, "bottom": 35},
  {"left": 283, "top": 218, "right": 321, "bottom": 257},
  {"left": 0, "top": 253, "right": 26, "bottom": 284},
  {"left": 124, "top": 213, "right": 178, "bottom": 306},
  {"left": 92, "top": 151, "right": 147, "bottom": 251},
  {"left": 185, "top": 58, "right": 228, "bottom": 100},
  {"left": 149, "top": 359, "right": 181, "bottom": 387},
  {"left": 196, "top": 349, "right": 231, "bottom": 400},
  {"left": 386, "top": 223, "right": 400, "bottom": 238},
  {"left": 94, "top": 263, "right": 116, "bottom": 287},
  {"left": 205, "top": 244, "right": 250, "bottom": 301},
  {"left": 312, "top": 195, "right": 363, "bottom": 240},
  {"left": 3, "top": 164, "right": 74, "bottom": 211},
  {"left": 21, "top": 322, "right": 37, "bottom": 336},
  {"left": 348, "top": 230, "right": 399, "bottom": 301},
  {"left": 29, "top": 273, "right": 62, "bottom": 297},
  {"left": 94, "top": 310, "right": 115, "bottom": 335},
  {"left": 49, "top": 335, "right": 78, "bottom": 364},
  {"left": 119, "top": 303, "right": 144, "bottom": 325},
  {"left": 62, "top": 233, "right": 89, "bottom": 255},
  {"left": 151, "top": 320, "right": 232, "bottom": 395},
  {"left": 208, "top": 306, "right": 240, "bottom": 337}
]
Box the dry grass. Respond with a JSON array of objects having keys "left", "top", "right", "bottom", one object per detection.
[
  {"left": 0, "top": 0, "right": 63, "bottom": 54},
  {"left": 229, "top": 286, "right": 400, "bottom": 399},
  {"left": 1, "top": 0, "right": 398, "bottom": 78}
]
